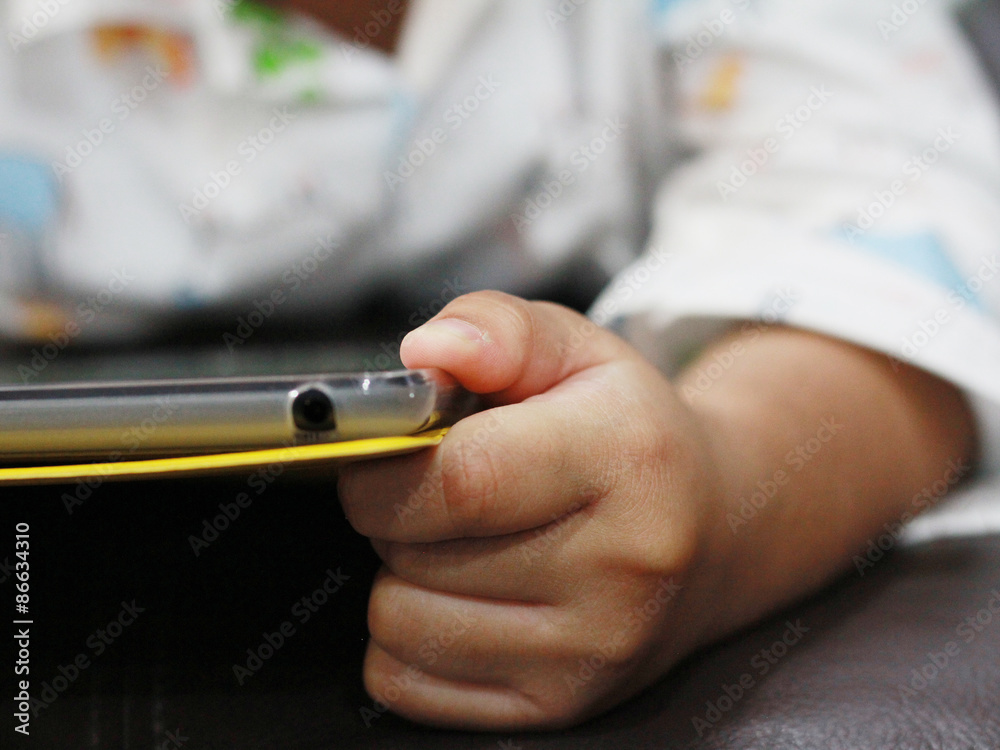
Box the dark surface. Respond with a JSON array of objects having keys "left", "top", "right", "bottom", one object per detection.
[
  {"left": 960, "top": 0, "right": 1000, "bottom": 101},
  {"left": 2, "top": 472, "right": 999, "bottom": 749}
]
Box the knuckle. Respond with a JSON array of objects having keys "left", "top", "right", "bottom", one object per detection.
[
  {"left": 499, "top": 296, "right": 537, "bottom": 350},
  {"left": 516, "top": 672, "right": 597, "bottom": 729},
  {"left": 612, "top": 440, "right": 701, "bottom": 578},
  {"left": 617, "top": 493, "right": 698, "bottom": 579},
  {"left": 371, "top": 538, "right": 396, "bottom": 567},
  {"left": 638, "top": 523, "right": 698, "bottom": 584},
  {"left": 526, "top": 694, "right": 586, "bottom": 730},
  {"left": 615, "top": 479, "right": 698, "bottom": 580},
  {"left": 439, "top": 435, "right": 502, "bottom": 535},
  {"left": 338, "top": 496, "right": 387, "bottom": 541},
  {"left": 511, "top": 609, "right": 653, "bottom": 728},
  {"left": 444, "top": 289, "right": 536, "bottom": 347},
  {"left": 367, "top": 579, "right": 409, "bottom": 652},
  {"left": 618, "top": 395, "right": 685, "bottom": 471},
  {"left": 336, "top": 465, "right": 357, "bottom": 503},
  {"left": 336, "top": 469, "right": 370, "bottom": 533},
  {"left": 378, "top": 541, "right": 430, "bottom": 581},
  {"left": 362, "top": 654, "right": 392, "bottom": 707}
]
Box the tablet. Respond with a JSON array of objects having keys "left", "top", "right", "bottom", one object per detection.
[{"left": 0, "top": 353, "right": 477, "bottom": 461}]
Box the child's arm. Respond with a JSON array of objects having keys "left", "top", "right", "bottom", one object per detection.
[{"left": 338, "top": 290, "right": 975, "bottom": 730}]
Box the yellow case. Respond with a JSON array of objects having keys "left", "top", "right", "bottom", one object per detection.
[{"left": 0, "top": 429, "right": 448, "bottom": 486}]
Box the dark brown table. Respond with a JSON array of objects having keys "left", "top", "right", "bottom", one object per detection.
[{"left": 3, "top": 472, "right": 998, "bottom": 749}]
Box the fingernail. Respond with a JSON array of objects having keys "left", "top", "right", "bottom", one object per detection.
[{"left": 408, "top": 318, "right": 486, "bottom": 346}]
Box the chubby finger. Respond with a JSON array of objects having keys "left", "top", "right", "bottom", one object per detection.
[
  {"left": 366, "top": 570, "right": 564, "bottom": 683},
  {"left": 364, "top": 643, "right": 546, "bottom": 730},
  {"left": 368, "top": 505, "right": 592, "bottom": 603},
  {"left": 363, "top": 571, "right": 572, "bottom": 729},
  {"left": 339, "top": 374, "right": 617, "bottom": 543},
  {"left": 363, "top": 570, "right": 652, "bottom": 730},
  {"left": 399, "top": 290, "right": 639, "bottom": 404}
]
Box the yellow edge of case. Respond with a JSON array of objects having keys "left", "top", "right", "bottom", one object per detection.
[{"left": 0, "top": 429, "right": 449, "bottom": 486}]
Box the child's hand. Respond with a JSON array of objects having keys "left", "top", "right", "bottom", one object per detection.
[
  {"left": 338, "top": 291, "right": 733, "bottom": 730},
  {"left": 340, "top": 290, "right": 976, "bottom": 731}
]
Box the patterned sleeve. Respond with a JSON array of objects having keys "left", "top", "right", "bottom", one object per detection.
[{"left": 593, "top": 0, "right": 1000, "bottom": 472}]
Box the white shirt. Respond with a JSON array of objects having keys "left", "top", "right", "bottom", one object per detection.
[{"left": 2, "top": 0, "right": 1000, "bottom": 531}]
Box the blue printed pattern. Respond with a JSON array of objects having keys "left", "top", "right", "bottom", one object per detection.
[
  {"left": 842, "top": 231, "right": 982, "bottom": 310},
  {"left": 0, "top": 154, "right": 59, "bottom": 233}
]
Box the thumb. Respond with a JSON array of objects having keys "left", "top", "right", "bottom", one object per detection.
[{"left": 399, "top": 291, "right": 638, "bottom": 404}]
